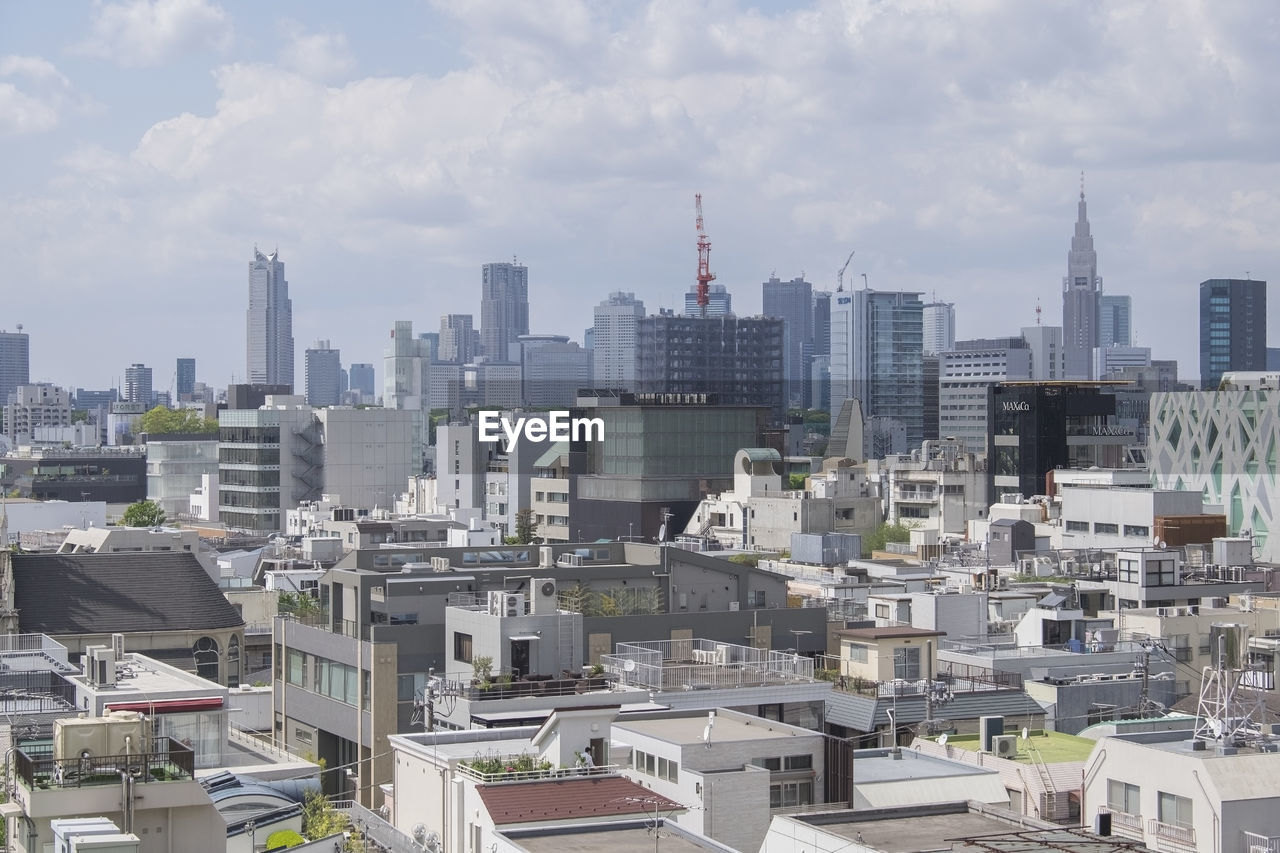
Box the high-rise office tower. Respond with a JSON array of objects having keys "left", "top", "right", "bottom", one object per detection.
[
  {"left": 812, "top": 291, "right": 832, "bottom": 358},
  {"left": 481, "top": 261, "right": 529, "bottom": 363},
  {"left": 176, "top": 358, "right": 196, "bottom": 400},
  {"left": 829, "top": 289, "right": 925, "bottom": 454},
  {"left": 123, "top": 363, "right": 154, "bottom": 407},
  {"left": 348, "top": 363, "right": 375, "bottom": 400},
  {"left": 384, "top": 321, "right": 432, "bottom": 410},
  {"left": 1021, "top": 325, "right": 1065, "bottom": 381},
  {"left": 1099, "top": 294, "right": 1132, "bottom": 348},
  {"left": 939, "top": 338, "right": 1033, "bottom": 453},
  {"left": 682, "top": 283, "right": 732, "bottom": 317},
  {"left": 592, "top": 291, "right": 645, "bottom": 390},
  {"left": 1063, "top": 187, "right": 1101, "bottom": 379},
  {"left": 0, "top": 327, "right": 30, "bottom": 405},
  {"left": 922, "top": 301, "right": 956, "bottom": 356},
  {"left": 246, "top": 248, "right": 294, "bottom": 389},
  {"left": 763, "top": 275, "right": 815, "bottom": 408},
  {"left": 439, "top": 314, "right": 476, "bottom": 363},
  {"left": 1200, "top": 278, "right": 1267, "bottom": 389},
  {"left": 304, "top": 340, "right": 342, "bottom": 407},
  {"left": 636, "top": 315, "right": 785, "bottom": 415}
]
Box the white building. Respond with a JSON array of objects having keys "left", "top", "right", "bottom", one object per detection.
[
  {"left": 1021, "top": 324, "right": 1066, "bottom": 381},
  {"left": 1094, "top": 345, "right": 1152, "bottom": 379},
  {"left": 923, "top": 300, "right": 956, "bottom": 356},
  {"left": 383, "top": 320, "right": 431, "bottom": 410},
  {"left": 877, "top": 438, "right": 989, "bottom": 542},
  {"left": 145, "top": 433, "right": 218, "bottom": 519},
  {"left": 1056, "top": 486, "right": 1202, "bottom": 550},
  {"left": 593, "top": 291, "right": 645, "bottom": 390},
  {"left": 3, "top": 383, "right": 71, "bottom": 445}
]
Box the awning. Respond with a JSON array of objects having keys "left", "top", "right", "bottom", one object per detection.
[
  {"left": 508, "top": 634, "right": 541, "bottom": 641},
  {"left": 106, "top": 696, "right": 225, "bottom": 714}
]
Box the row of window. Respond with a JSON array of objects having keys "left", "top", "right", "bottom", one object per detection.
[
  {"left": 284, "top": 649, "right": 364, "bottom": 707},
  {"left": 632, "top": 749, "right": 678, "bottom": 782},
  {"left": 1107, "top": 779, "right": 1192, "bottom": 827},
  {"left": 750, "top": 754, "right": 813, "bottom": 771},
  {"left": 1064, "top": 521, "right": 1150, "bottom": 537}
]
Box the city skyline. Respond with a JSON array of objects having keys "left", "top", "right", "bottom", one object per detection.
[{"left": 3, "top": 2, "right": 1278, "bottom": 390}]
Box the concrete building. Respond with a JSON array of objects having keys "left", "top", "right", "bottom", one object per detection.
[
  {"left": 529, "top": 441, "right": 571, "bottom": 542},
  {"left": 1054, "top": 487, "right": 1204, "bottom": 551},
  {"left": 383, "top": 320, "right": 431, "bottom": 410},
  {"left": 481, "top": 261, "right": 530, "bottom": 363},
  {"left": 439, "top": 313, "right": 477, "bottom": 364},
  {"left": 143, "top": 431, "right": 219, "bottom": 519},
  {"left": 878, "top": 438, "right": 989, "bottom": 543},
  {"left": 123, "top": 363, "right": 153, "bottom": 407},
  {"left": 0, "top": 327, "right": 30, "bottom": 407},
  {"left": 939, "top": 338, "right": 1033, "bottom": 453},
  {"left": 218, "top": 399, "right": 424, "bottom": 534},
  {"left": 636, "top": 314, "right": 786, "bottom": 415},
  {"left": 246, "top": 247, "right": 294, "bottom": 389},
  {"left": 1201, "top": 278, "right": 1267, "bottom": 389},
  {"left": 923, "top": 300, "right": 956, "bottom": 356},
  {"left": 763, "top": 275, "right": 815, "bottom": 408},
  {"left": 347, "top": 362, "right": 374, "bottom": 401},
  {"left": 1100, "top": 294, "right": 1132, "bottom": 348},
  {"left": 1094, "top": 345, "right": 1152, "bottom": 379},
  {"left": 592, "top": 291, "right": 645, "bottom": 391},
  {"left": 519, "top": 335, "right": 592, "bottom": 408},
  {"left": 1063, "top": 188, "right": 1102, "bottom": 380},
  {"left": 0, "top": 446, "right": 146, "bottom": 503},
  {"left": 1022, "top": 325, "right": 1066, "bottom": 381},
  {"left": 303, "top": 339, "right": 341, "bottom": 407},
  {"left": 683, "top": 282, "right": 732, "bottom": 317},
  {"left": 830, "top": 289, "right": 925, "bottom": 454},
  {"left": 3, "top": 383, "right": 71, "bottom": 445}
]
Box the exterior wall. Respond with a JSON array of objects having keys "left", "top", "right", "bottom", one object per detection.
[
  {"left": 318, "top": 407, "right": 424, "bottom": 512},
  {"left": 55, "top": 626, "right": 243, "bottom": 687},
  {"left": 1057, "top": 487, "right": 1203, "bottom": 550},
  {"left": 145, "top": 437, "right": 219, "bottom": 518},
  {"left": 839, "top": 635, "right": 940, "bottom": 682},
  {"left": 12, "top": 790, "right": 225, "bottom": 853}
]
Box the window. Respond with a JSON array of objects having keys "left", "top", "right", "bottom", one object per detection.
[
  {"left": 893, "top": 646, "right": 921, "bottom": 680},
  {"left": 770, "top": 780, "right": 813, "bottom": 808},
  {"left": 1118, "top": 558, "right": 1139, "bottom": 583},
  {"left": 1065, "top": 520, "right": 1089, "bottom": 532},
  {"left": 751, "top": 757, "right": 782, "bottom": 771},
  {"left": 454, "top": 632, "right": 473, "bottom": 663},
  {"left": 1094, "top": 522, "right": 1119, "bottom": 535},
  {"left": 784, "top": 754, "right": 813, "bottom": 770},
  {"left": 1145, "top": 558, "right": 1176, "bottom": 587},
  {"left": 1124, "top": 525, "right": 1150, "bottom": 537},
  {"left": 192, "top": 636, "right": 220, "bottom": 682},
  {"left": 845, "top": 643, "right": 868, "bottom": 663},
  {"left": 287, "top": 649, "right": 304, "bottom": 686},
  {"left": 875, "top": 604, "right": 890, "bottom": 619},
  {"left": 1157, "top": 792, "right": 1192, "bottom": 828}
]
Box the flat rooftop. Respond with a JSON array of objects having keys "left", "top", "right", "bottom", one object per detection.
[
  {"left": 928, "top": 731, "right": 1095, "bottom": 763},
  {"left": 804, "top": 810, "right": 1026, "bottom": 853},
  {"left": 508, "top": 824, "right": 714, "bottom": 853},
  {"left": 853, "top": 749, "right": 999, "bottom": 784},
  {"left": 614, "top": 713, "right": 815, "bottom": 746}
]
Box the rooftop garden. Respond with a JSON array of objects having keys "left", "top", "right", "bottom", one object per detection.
[{"left": 929, "top": 730, "right": 1097, "bottom": 763}]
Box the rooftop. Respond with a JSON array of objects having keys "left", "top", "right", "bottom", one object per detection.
[
  {"left": 853, "top": 748, "right": 1001, "bottom": 784},
  {"left": 927, "top": 731, "right": 1096, "bottom": 764},
  {"left": 792, "top": 805, "right": 1035, "bottom": 853},
  {"left": 504, "top": 822, "right": 728, "bottom": 853},
  {"left": 477, "top": 776, "right": 683, "bottom": 826},
  {"left": 837, "top": 626, "right": 947, "bottom": 640},
  {"left": 613, "top": 710, "right": 817, "bottom": 746}
]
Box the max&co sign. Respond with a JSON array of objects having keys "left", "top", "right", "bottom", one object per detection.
[{"left": 1001, "top": 401, "right": 1031, "bottom": 412}]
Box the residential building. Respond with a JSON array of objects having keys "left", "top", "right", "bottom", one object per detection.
[
  {"left": 830, "top": 289, "right": 925, "bottom": 454},
  {"left": 1022, "top": 325, "right": 1066, "bottom": 381},
  {"left": 923, "top": 300, "right": 956, "bottom": 356},
  {"left": 0, "top": 446, "right": 147, "bottom": 503},
  {"left": 123, "top": 363, "right": 153, "bottom": 406},
  {"left": 481, "top": 261, "right": 530, "bottom": 362},
  {"left": 303, "top": 339, "right": 341, "bottom": 407},
  {"left": 519, "top": 335, "right": 591, "bottom": 408},
  {"left": 636, "top": 315, "right": 785, "bottom": 416},
  {"left": 763, "top": 275, "right": 815, "bottom": 408},
  {"left": 592, "top": 291, "right": 645, "bottom": 391},
  {"left": 176, "top": 357, "right": 196, "bottom": 400},
  {"left": 529, "top": 441, "right": 571, "bottom": 542},
  {"left": 1063, "top": 188, "right": 1102, "bottom": 379},
  {"left": 246, "top": 247, "right": 294, "bottom": 389},
  {"left": 347, "top": 362, "right": 375, "bottom": 401},
  {"left": 383, "top": 320, "right": 430, "bottom": 410},
  {"left": 939, "top": 338, "right": 1033, "bottom": 453},
  {"left": 3, "top": 383, "right": 71, "bottom": 445},
  {"left": 683, "top": 282, "right": 732, "bottom": 317},
  {"left": 1200, "top": 278, "right": 1267, "bottom": 389},
  {"left": 143, "top": 431, "right": 219, "bottom": 519},
  {"left": 0, "top": 327, "right": 30, "bottom": 406},
  {"left": 878, "top": 437, "right": 989, "bottom": 542},
  {"left": 218, "top": 399, "right": 424, "bottom": 534},
  {"left": 439, "top": 313, "right": 477, "bottom": 363},
  {"left": 1100, "top": 294, "right": 1132, "bottom": 348}
]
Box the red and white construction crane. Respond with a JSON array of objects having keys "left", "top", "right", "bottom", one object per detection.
[{"left": 695, "top": 193, "right": 716, "bottom": 317}]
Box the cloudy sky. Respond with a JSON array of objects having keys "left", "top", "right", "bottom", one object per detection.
[{"left": 2, "top": 0, "right": 1277, "bottom": 393}]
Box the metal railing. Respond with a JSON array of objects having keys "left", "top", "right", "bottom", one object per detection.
[
  {"left": 455, "top": 762, "right": 619, "bottom": 784},
  {"left": 1100, "top": 808, "right": 1145, "bottom": 840},
  {"left": 1243, "top": 831, "right": 1280, "bottom": 853},
  {"left": 603, "top": 639, "right": 815, "bottom": 691},
  {"left": 14, "top": 737, "right": 195, "bottom": 790},
  {"left": 1148, "top": 819, "right": 1196, "bottom": 852},
  {"left": 339, "top": 800, "right": 423, "bottom": 853}
]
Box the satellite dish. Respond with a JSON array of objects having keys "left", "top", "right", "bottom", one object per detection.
[
  {"left": 657, "top": 522, "right": 668, "bottom": 542},
  {"left": 1021, "top": 727, "right": 1029, "bottom": 740},
  {"left": 623, "top": 659, "right": 637, "bottom": 672},
  {"left": 938, "top": 733, "right": 948, "bottom": 746}
]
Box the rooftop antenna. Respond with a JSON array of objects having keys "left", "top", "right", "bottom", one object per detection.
[
  {"left": 1080, "top": 170, "right": 1085, "bottom": 199},
  {"left": 1035, "top": 300, "right": 1042, "bottom": 326}
]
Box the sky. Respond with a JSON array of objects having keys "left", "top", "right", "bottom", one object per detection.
[{"left": 2, "top": 0, "right": 1278, "bottom": 395}]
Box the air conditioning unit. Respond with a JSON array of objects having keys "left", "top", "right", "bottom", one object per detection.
[
  {"left": 488, "top": 591, "right": 524, "bottom": 617},
  {"left": 1156, "top": 607, "right": 1171, "bottom": 617},
  {"left": 1187, "top": 605, "right": 1200, "bottom": 616},
  {"left": 430, "top": 556, "right": 451, "bottom": 572},
  {"left": 531, "top": 578, "right": 557, "bottom": 615},
  {"left": 991, "top": 734, "right": 1019, "bottom": 758},
  {"left": 111, "top": 633, "right": 125, "bottom": 660},
  {"left": 713, "top": 644, "right": 729, "bottom": 665}
]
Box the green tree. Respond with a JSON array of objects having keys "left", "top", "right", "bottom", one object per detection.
[
  {"left": 301, "top": 790, "right": 351, "bottom": 842},
  {"left": 278, "top": 591, "right": 322, "bottom": 617},
  {"left": 134, "top": 406, "right": 218, "bottom": 435},
  {"left": 513, "top": 508, "right": 539, "bottom": 545},
  {"left": 121, "top": 499, "right": 166, "bottom": 527},
  {"left": 787, "top": 473, "right": 808, "bottom": 490},
  {"left": 862, "top": 521, "right": 914, "bottom": 556}
]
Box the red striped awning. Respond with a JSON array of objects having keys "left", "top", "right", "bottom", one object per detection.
[{"left": 105, "top": 696, "right": 225, "bottom": 713}]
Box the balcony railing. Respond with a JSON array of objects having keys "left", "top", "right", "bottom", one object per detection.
[
  {"left": 1243, "top": 831, "right": 1280, "bottom": 853},
  {"left": 1148, "top": 819, "right": 1196, "bottom": 852},
  {"left": 455, "top": 763, "right": 618, "bottom": 784},
  {"left": 1100, "top": 808, "right": 1144, "bottom": 840},
  {"left": 14, "top": 737, "right": 195, "bottom": 790}
]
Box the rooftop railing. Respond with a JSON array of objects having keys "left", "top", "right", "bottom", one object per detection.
[
  {"left": 14, "top": 737, "right": 195, "bottom": 791},
  {"left": 603, "top": 638, "right": 815, "bottom": 691}
]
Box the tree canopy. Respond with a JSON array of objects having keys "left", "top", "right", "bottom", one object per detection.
[
  {"left": 135, "top": 406, "right": 218, "bottom": 435},
  {"left": 122, "top": 499, "right": 166, "bottom": 528}
]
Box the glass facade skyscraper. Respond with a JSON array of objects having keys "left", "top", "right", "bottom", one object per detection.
[
  {"left": 246, "top": 248, "right": 294, "bottom": 389},
  {"left": 1200, "top": 278, "right": 1267, "bottom": 389}
]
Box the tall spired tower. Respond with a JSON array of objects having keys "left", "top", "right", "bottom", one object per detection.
[{"left": 1062, "top": 177, "right": 1101, "bottom": 380}]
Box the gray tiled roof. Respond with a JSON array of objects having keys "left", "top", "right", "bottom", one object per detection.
[{"left": 13, "top": 551, "right": 244, "bottom": 635}]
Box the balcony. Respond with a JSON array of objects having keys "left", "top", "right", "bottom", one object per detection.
[
  {"left": 1100, "top": 808, "right": 1145, "bottom": 841},
  {"left": 1148, "top": 819, "right": 1196, "bottom": 853},
  {"left": 14, "top": 737, "right": 195, "bottom": 791},
  {"left": 1243, "top": 831, "right": 1280, "bottom": 853},
  {"left": 603, "top": 639, "right": 815, "bottom": 691}
]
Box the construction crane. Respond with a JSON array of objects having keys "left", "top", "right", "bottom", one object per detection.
[
  {"left": 836, "top": 249, "right": 855, "bottom": 292},
  {"left": 695, "top": 193, "right": 715, "bottom": 316}
]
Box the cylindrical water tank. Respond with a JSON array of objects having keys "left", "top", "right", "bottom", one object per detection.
[{"left": 1209, "top": 623, "right": 1247, "bottom": 669}]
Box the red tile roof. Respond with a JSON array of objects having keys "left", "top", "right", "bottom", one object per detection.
[{"left": 477, "top": 776, "right": 683, "bottom": 826}]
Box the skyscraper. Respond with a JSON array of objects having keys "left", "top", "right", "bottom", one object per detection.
[
  {"left": 176, "top": 358, "right": 196, "bottom": 400},
  {"left": 762, "top": 275, "right": 814, "bottom": 408},
  {"left": 480, "top": 261, "right": 529, "bottom": 363},
  {"left": 1200, "top": 278, "right": 1267, "bottom": 389},
  {"left": 304, "top": 340, "right": 342, "bottom": 407},
  {"left": 384, "top": 321, "right": 431, "bottom": 410},
  {"left": 439, "top": 314, "right": 476, "bottom": 363},
  {"left": 829, "top": 289, "right": 925, "bottom": 454},
  {"left": 0, "top": 328, "right": 30, "bottom": 406},
  {"left": 1021, "top": 325, "right": 1065, "bottom": 381},
  {"left": 1099, "top": 294, "right": 1132, "bottom": 348},
  {"left": 812, "top": 291, "right": 832, "bottom": 358},
  {"left": 636, "top": 315, "right": 785, "bottom": 416},
  {"left": 123, "top": 363, "right": 153, "bottom": 407},
  {"left": 348, "top": 363, "right": 375, "bottom": 400},
  {"left": 922, "top": 301, "right": 956, "bottom": 356},
  {"left": 1063, "top": 187, "right": 1101, "bottom": 379},
  {"left": 246, "top": 248, "right": 294, "bottom": 389},
  {"left": 592, "top": 291, "right": 645, "bottom": 390},
  {"left": 682, "top": 283, "right": 732, "bottom": 317}
]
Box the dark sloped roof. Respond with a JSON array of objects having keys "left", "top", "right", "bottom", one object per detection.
[
  {"left": 477, "top": 776, "right": 682, "bottom": 825},
  {"left": 13, "top": 551, "right": 244, "bottom": 635}
]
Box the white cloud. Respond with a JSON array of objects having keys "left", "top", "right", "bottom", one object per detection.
[
  {"left": 73, "top": 0, "right": 232, "bottom": 67},
  {"left": 0, "top": 55, "right": 76, "bottom": 136},
  {"left": 278, "top": 22, "right": 355, "bottom": 82}
]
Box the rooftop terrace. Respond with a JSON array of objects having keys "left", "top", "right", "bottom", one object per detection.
[{"left": 926, "top": 731, "right": 1096, "bottom": 763}]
